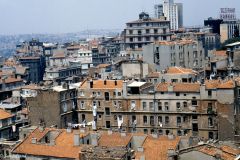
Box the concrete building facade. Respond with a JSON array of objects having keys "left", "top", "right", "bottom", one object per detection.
[
  {"left": 143, "top": 40, "right": 205, "bottom": 72},
  {"left": 124, "top": 12, "right": 171, "bottom": 50}
]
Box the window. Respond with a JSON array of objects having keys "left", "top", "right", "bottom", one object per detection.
[
  {"left": 106, "top": 121, "right": 111, "bottom": 128},
  {"left": 158, "top": 102, "right": 162, "bottom": 111},
  {"left": 132, "top": 115, "right": 136, "bottom": 124},
  {"left": 105, "top": 92, "right": 110, "bottom": 101},
  {"left": 144, "top": 129, "right": 148, "bottom": 134},
  {"left": 192, "top": 100, "right": 197, "bottom": 106},
  {"left": 183, "top": 102, "right": 187, "bottom": 108},
  {"left": 208, "top": 90, "right": 212, "bottom": 97},
  {"left": 63, "top": 103, "right": 67, "bottom": 112},
  {"left": 164, "top": 102, "right": 169, "bottom": 111},
  {"left": 176, "top": 92, "right": 180, "bottom": 96},
  {"left": 166, "top": 130, "right": 170, "bottom": 135},
  {"left": 150, "top": 116, "right": 155, "bottom": 126},
  {"left": 98, "top": 114, "right": 102, "bottom": 119},
  {"left": 143, "top": 116, "right": 148, "bottom": 124},
  {"left": 79, "top": 91, "right": 84, "bottom": 96},
  {"left": 146, "top": 29, "right": 150, "bottom": 34},
  {"left": 158, "top": 116, "right": 162, "bottom": 123},
  {"left": 118, "top": 92, "right": 122, "bottom": 96},
  {"left": 113, "top": 101, "right": 117, "bottom": 106},
  {"left": 158, "top": 129, "right": 163, "bottom": 135},
  {"left": 138, "top": 30, "right": 142, "bottom": 35},
  {"left": 151, "top": 129, "right": 155, "bottom": 134},
  {"left": 149, "top": 102, "right": 154, "bottom": 111},
  {"left": 82, "top": 114, "right": 86, "bottom": 122},
  {"left": 97, "top": 92, "right": 101, "bottom": 96},
  {"left": 142, "top": 102, "right": 147, "bottom": 110},
  {"left": 207, "top": 103, "right": 213, "bottom": 113},
  {"left": 208, "top": 117, "right": 213, "bottom": 127},
  {"left": 154, "top": 29, "right": 158, "bottom": 34},
  {"left": 165, "top": 116, "right": 169, "bottom": 124},
  {"left": 177, "top": 130, "right": 182, "bottom": 136},
  {"left": 105, "top": 107, "right": 110, "bottom": 115},
  {"left": 177, "top": 117, "right": 181, "bottom": 126},
  {"left": 80, "top": 101, "right": 85, "bottom": 109},
  {"left": 131, "top": 101, "right": 136, "bottom": 110},
  {"left": 192, "top": 115, "right": 198, "bottom": 120},
  {"left": 114, "top": 115, "right": 118, "bottom": 121},
  {"left": 176, "top": 102, "right": 181, "bottom": 110},
  {"left": 183, "top": 116, "right": 188, "bottom": 122}
]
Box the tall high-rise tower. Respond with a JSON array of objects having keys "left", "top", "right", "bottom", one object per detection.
[{"left": 159, "top": 0, "right": 183, "bottom": 30}]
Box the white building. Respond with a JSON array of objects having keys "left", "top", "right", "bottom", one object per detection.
[{"left": 162, "top": 0, "right": 183, "bottom": 30}]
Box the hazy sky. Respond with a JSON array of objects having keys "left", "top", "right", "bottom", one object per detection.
[{"left": 0, "top": 0, "right": 239, "bottom": 34}]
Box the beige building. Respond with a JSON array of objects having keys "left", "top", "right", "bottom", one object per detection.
[
  {"left": 124, "top": 12, "right": 172, "bottom": 50},
  {"left": 76, "top": 79, "right": 237, "bottom": 142},
  {"left": 143, "top": 39, "right": 205, "bottom": 71}
]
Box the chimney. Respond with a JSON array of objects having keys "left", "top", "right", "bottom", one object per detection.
[
  {"left": 168, "top": 134, "right": 175, "bottom": 140},
  {"left": 74, "top": 133, "right": 80, "bottom": 146},
  {"left": 39, "top": 126, "right": 44, "bottom": 132},
  {"left": 115, "top": 80, "right": 117, "bottom": 86},
  {"left": 152, "top": 133, "right": 159, "bottom": 139},
  {"left": 137, "top": 147, "right": 144, "bottom": 152},
  {"left": 80, "top": 128, "right": 85, "bottom": 133},
  {"left": 66, "top": 127, "right": 72, "bottom": 133},
  {"left": 121, "top": 131, "right": 126, "bottom": 137},
  {"left": 104, "top": 80, "right": 107, "bottom": 85},
  {"left": 108, "top": 130, "right": 113, "bottom": 135},
  {"left": 31, "top": 138, "right": 37, "bottom": 144},
  {"left": 168, "top": 83, "right": 173, "bottom": 92},
  {"left": 140, "top": 155, "right": 145, "bottom": 160},
  {"left": 91, "top": 133, "right": 98, "bottom": 146}
]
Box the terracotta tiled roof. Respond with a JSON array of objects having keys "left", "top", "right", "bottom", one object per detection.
[
  {"left": 80, "top": 80, "right": 123, "bottom": 89},
  {"left": 0, "top": 109, "right": 13, "bottom": 120},
  {"left": 166, "top": 66, "right": 197, "bottom": 74},
  {"left": 205, "top": 80, "right": 234, "bottom": 89},
  {"left": 97, "top": 64, "right": 110, "bottom": 68},
  {"left": 98, "top": 132, "right": 132, "bottom": 147},
  {"left": 52, "top": 52, "right": 65, "bottom": 58},
  {"left": 12, "top": 128, "right": 87, "bottom": 159},
  {"left": 156, "top": 82, "right": 200, "bottom": 92},
  {"left": 213, "top": 50, "right": 227, "bottom": 57},
  {"left": 198, "top": 145, "right": 237, "bottom": 160},
  {"left": 135, "top": 136, "right": 180, "bottom": 160},
  {"left": 147, "top": 72, "right": 160, "bottom": 78},
  {"left": 0, "top": 77, "right": 23, "bottom": 84},
  {"left": 220, "top": 145, "right": 240, "bottom": 155}
]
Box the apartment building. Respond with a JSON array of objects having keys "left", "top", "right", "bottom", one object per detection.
[
  {"left": 76, "top": 78, "right": 238, "bottom": 142},
  {"left": 143, "top": 39, "right": 205, "bottom": 71},
  {"left": 163, "top": 0, "right": 183, "bottom": 30},
  {"left": 0, "top": 109, "right": 16, "bottom": 140},
  {"left": 27, "top": 84, "right": 78, "bottom": 128},
  {"left": 123, "top": 12, "right": 171, "bottom": 50}
]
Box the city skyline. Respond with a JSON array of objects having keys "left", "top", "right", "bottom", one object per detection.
[{"left": 0, "top": 0, "right": 239, "bottom": 34}]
